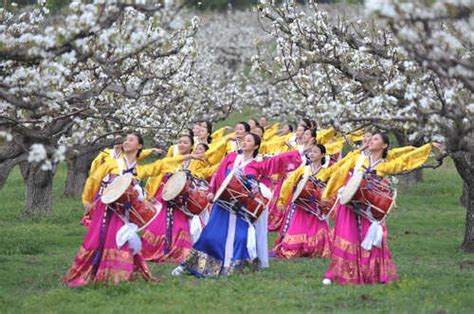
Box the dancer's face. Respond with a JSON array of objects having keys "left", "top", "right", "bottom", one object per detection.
[
  {"left": 122, "top": 134, "right": 142, "bottom": 154},
  {"left": 234, "top": 123, "right": 247, "bottom": 139},
  {"left": 178, "top": 136, "right": 193, "bottom": 155},
  {"left": 368, "top": 134, "right": 387, "bottom": 153}
]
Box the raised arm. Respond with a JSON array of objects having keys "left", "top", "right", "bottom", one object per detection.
[{"left": 257, "top": 150, "right": 302, "bottom": 178}]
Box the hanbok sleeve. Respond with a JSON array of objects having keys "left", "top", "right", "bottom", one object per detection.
[
  {"left": 257, "top": 150, "right": 302, "bottom": 178},
  {"left": 136, "top": 155, "right": 185, "bottom": 179},
  {"left": 82, "top": 160, "right": 113, "bottom": 204},
  {"left": 137, "top": 148, "right": 153, "bottom": 161},
  {"left": 321, "top": 153, "right": 359, "bottom": 199},
  {"left": 379, "top": 144, "right": 432, "bottom": 175},
  {"left": 278, "top": 166, "right": 305, "bottom": 207},
  {"left": 89, "top": 150, "right": 110, "bottom": 175}
]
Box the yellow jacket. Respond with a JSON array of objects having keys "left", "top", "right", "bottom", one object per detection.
[
  {"left": 89, "top": 148, "right": 153, "bottom": 175},
  {"left": 263, "top": 123, "right": 280, "bottom": 141},
  {"left": 324, "top": 137, "right": 346, "bottom": 155},
  {"left": 261, "top": 133, "right": 294, "bottom": 154},
  {"left": 322, "top": 143, "right": 433, "bottom": 199},
  {"left": 278, "top": 164, "right": 333, "bottom": 208},
  {"left": 317, "top": 127, "right": 336, "bottom": 145},
  {"left": 211, "top": 127, "right": 228, "bottom": 141},
  {"left": 145, "top": 140, "right": 227, "bottom": 197},
  {"left": 83, "top": 155, "right": 185, "bottom": 204}
]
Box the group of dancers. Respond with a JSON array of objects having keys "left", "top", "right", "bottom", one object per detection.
[{"left": 63, "top": 117, "right": 443, "bottom": 287}]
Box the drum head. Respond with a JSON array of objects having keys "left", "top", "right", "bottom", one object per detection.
[
  {"left": 340, "top": 170, "right": 363, "bottom": 204},
  {"left": 162, "top": 171, "right": 188, "bottom": 201},
  {"left": 101, "top": 173, "right": 134, "bottom": 204},
  {"left": 291, "top": 175, "right": 309, "bottom": 203},
  {"left": 213, "top": 171, "right": 235, "bottom": 202}
]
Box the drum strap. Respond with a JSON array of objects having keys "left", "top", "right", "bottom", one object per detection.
[
  {"left": 92, "top": 206, "right": 113, "bottom": 276},
  {"left": 112, "top": 148, "right": 122, "bottom": 159},
  {"left": 231, "top": 140, "right": 242, "bottom": 152},
  {"left": 182, "top": 159, "right": 191, "bottom": 171},
  {"left": 310, "top": 164, "right": 322, "bottom": 176},
  {"left": 354, "top": 154, "right": 367, "bottom": 172},
  {"left": 280, "top": 203, "right": 297, "bottom": 239},
  {"left": 354, "top": 208, "right": 365, "bottom": 280},
  {"left": 165, "top": 206, "right": 174, "bottom": 254},
  {"left": 117, "top": 158, "right": 126, "bottom": 175},
  {"left": 368, "top": 155, "right": 384, "bottom": 170}
]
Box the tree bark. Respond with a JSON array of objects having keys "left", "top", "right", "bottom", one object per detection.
[
  {"left": 451, "top": 151, "right": 474, "bottom": 253},
  {"left": 63, "top": 151, "right": 96, "bottom": 198},
  {"left": 460, "top": 182, "right": 468, "bottom": 207},
  {"left": 461, "top": 181, "right": 474, "bottom": 252},
  {"left": 19, "top": 161, "right": 54, "bottom": 216}
]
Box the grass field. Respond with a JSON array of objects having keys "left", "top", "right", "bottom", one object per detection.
[{"left": 1, "top": 114, "right": 473, "bottom": 313}]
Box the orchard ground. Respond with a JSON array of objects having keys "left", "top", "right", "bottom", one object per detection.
[{"left": 1, "top": 111, "right": 473, "bottom": 313}]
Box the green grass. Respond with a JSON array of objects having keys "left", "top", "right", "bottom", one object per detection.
[{"left": 1, "top": 158, "right": 473, "bottom": 313}]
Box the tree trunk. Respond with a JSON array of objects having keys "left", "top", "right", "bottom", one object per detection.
[
  {"left": 461, "top": 181, "right": 474, "bottom": 252},
  {"left": 19, "top": 161, "right": 54, "bottom": 216},
  {"left": 397, "top": 168, "right": 424, "bottom": 186},
  {"left": 0, "top": 154, "right": 26, "bottom": 189},
  {"left": 451, "top": 151, "right": 474, "bottom": 252},
  {"left": 63, "top": 151, "right": 96, "bottom": 198},
  {"left": 460, "top": 182, "right": 468, "bottom": 207}
]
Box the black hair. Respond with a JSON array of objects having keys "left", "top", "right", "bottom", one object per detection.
[
  {"left": 183, "top": 127, "right": 194, "bottom": 138},
  {"left": 301, "top": 118, "right": 312, "bottom": 129},
  {"left": 315, "top": 143, "right": 327, "bottom": 164},
  {"left": 297, "top": 124, "right": 309, "bottom": 132},
  {"left": 248, "top": 132, "right": 262, "bottom": 158},
  {"left": 287, "top": 124, "right": 294, "bottom": 132},
  {"left": 199, "top": 121, "right": 213, "bottom": 144},
  {"left": 129, "top": 132, "right": 144, "bottom": 157},
  {"left": 202, "top": 120, "right": 212, "bottom": 132},
  {"left": 306, "top": 128, "right": 317, "bottom": 144},
  {"left": 179, "top": 134, "right": 194, "bottom": 153},
  {"left": 196, "top": 142, "right": 209, "bottom": 152},
  {"left": 249, "top": 118, "right": 260, "bottom": 127},
  {"left": 237, "top": 121, "right": 251, "bottom": 133},
  {"left": 255, "top": 125, "right": 265, "bottom": 135},
  {"left": 376, "top": 132, "right": 390, "bottom": 159}
]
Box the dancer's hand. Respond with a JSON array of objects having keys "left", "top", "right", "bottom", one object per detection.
[
  {"left": 432, "top": 142, "right": 446, "bottom": 153},
  {"left": 83, "top": 202, "right": 93, "bottom": 215},
  {"left": 207, "top": 193, "right": 215, "bottom": 202},
  {"left": 151, "top": 148, "right": 164, "bottom": 155},
  {"left": 191, "top": 153, "right": 206, "bottom": 161}
]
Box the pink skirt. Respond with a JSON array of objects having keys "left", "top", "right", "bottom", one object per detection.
[
  {"left": 324, "top": 203, "right": 398, "bottom": 285},
  {"left": 140, "top": 181, "right": 192, "bottom": 263},
  {"left": 271, "top": 204, "right": 332, "bottom": 259},
  {"left": 64, "top": 201, "right": 155, "bottom": 287}
]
